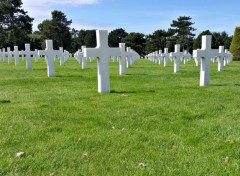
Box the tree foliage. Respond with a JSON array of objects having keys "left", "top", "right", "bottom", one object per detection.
[
  {"left": 108, "top": 28, "right": 128, "bottom": 47},
  {"left": 122, "top": 32, "right": 146, "bottom": 56},
  {"left": 38, "top": 10, "right": 72, "bottom": 50},
  {"left": 145, "top": 29, "right": 173, "bottom": 54},
  {"left": 170, "top": 16, "right": 196, "bottom": 52},
  {"left": 230, "top": 27, "right": 240, "bottom": 61},
  {"left": 0, "top": 0, "right": 33, "bottom": 49}
]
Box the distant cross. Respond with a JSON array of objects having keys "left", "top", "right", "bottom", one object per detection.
[
  {"left": 162, "top": 48, "right": 170, "bottom": 67},
  {"left": 193, "top": 35, "right": 219, "bottom": 86},
  {"left": 13, "top": 46, "right": 20, "bottom": 66},
  {"left": 126, "top": 47, "right": 132, "bottom": 68},
  {"left": 21, "top": 44, "right": 36, "bottom": 69},
  {"left": 81, "top": 46, "right": 87, "bottom": 69},
  {"left": 59, "top": 47, "right": 65, "bottom": 66},
  {"left": 158, "top": 50, "right": 163, "bottom": 64},
  {"left": 170, "top": 44, "right": 183, "bottom": 73},
  {"left": 84, "top": 30, "right": 121, "bottom": 93},
  {"left": 1, "top": 48, "right": 6, "bottom": 62},
  {"left": 7, "top": 47, "right": 12, "bottom": 64},
  {"left": 217, "top": 46, "right": 228, "bottom": 72},
  {"left": 34, "top": 49, "right": 40, "bottom": 62},
  {"left": 119, "top": 43, "right": 127, "bottom": 75},
  {"left": 75, "top": 49, "right": 83, "bottom": 64},
  {"left": 38, "top": 40, "right": 61, "bottom": 77}
]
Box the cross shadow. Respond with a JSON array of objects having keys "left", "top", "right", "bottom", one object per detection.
[
  {"left": 56, "top": 75, "right": 83, "bottom": 78},
  {"left": 0, "top": 100, "right": 11, "bottom": 104},
  {"left": 110, "top": 90, "right": 155, "bottom": 94},
  {"left": 126, "top": 73, "right": 148, "bottom": 76}
]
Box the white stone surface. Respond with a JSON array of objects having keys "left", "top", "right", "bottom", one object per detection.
[
  {"left": 162, "top": 48, "right": 170, "bottom": 67},
  {"left": 7, "top": 47, "right": 12, "bottom": 64},
  {"left": 13, "top": 46, "right": 20, "bottom": 66},
  {"left": 170, "top": 44, "right": 183, "bottom": 73},
  {"left": 81, "top": 46, "right": 87, "bottom": 69},
  {"left": 21, "top": 44, "right": 35, "bottom": 69},
  {"left": 119, "top": 43, "right": 127, "bottom": 75},
  {"left": 217, "top": 46, "right": 227, "bottom": 72},
  {"left": 84, "top": 30, "right": 121, "bottom": 93},
  {"left": 193, "top": 35, "right": 219, "bottom": 86},
  {"left": 38, "top": 40, "right": 61, "bottom": 77}
]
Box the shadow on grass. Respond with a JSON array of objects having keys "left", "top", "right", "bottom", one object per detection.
[
  {"left": 126, "top": 73, "right": 148, "bottom": 76},
  {"left": 212, "top": 84, "right": 226, "bottom": 87},
  {"left": 56, "top": 75, "right": 83, "bottom": 78},
  {"left": 234, "top": 84, "right": 240, "bottom": 86},
  {"left": 0, "top": 100, "right": 11, "bottom": 104},
  {"left": 110, "top": 90, "right": 155, "bottom": 94}
]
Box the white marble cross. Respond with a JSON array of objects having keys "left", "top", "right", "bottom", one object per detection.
[
  {"left": 7, "top": 47, "right": 12, "bottom": 64},
  {"left": 13, "top": 46, "right": 20, "bottom": 66},
  {"left": 58, "top": 47, "right": 65, "bottom": 66},
  {"left": 162, "top": 48, "right": 170, "bottom": 67},
  {"left": 119, "top": 43, "right": 127, "bottom": 75},
  {"left": 170, "top": 44, "right": 183, "bottom": 73},
  {"left": 158, "top": 50, "right": 163, "bottom": 64},
  {"left": 81, "top": 46, "right": 87, "bottom": 69},
  {"left": 217, "top": 46, "right": 228, "bottom": 72},
  {"left": 126, "top": 47, "right": 132, "bottom": 68},
  {"left": 38, "top": 40, "right": 61, "bottom": 77},
  {"left": 21, "top": 44, "right": 36, "bottom": 69},
  {"left": 34, "top": 49, "right": 39, "bottom": 62},
  {"left": 193, "top": 35, "right": 219, "bottom": 86},
  {"left": 84, "top": 30, "right": 121, "bottom": 93},
  {"left": 1, "top": 48, "right": 6, "bottom": 62}
]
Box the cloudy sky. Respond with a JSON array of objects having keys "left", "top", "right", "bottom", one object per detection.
[{"left": 22, "top": 0, "right": 239, "bottom": 35}]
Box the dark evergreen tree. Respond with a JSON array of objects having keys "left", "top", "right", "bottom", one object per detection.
[
  {"left": 108, "top": 28, "right": 128, "bottom": 47},
  {"left": 170, "top": 16, "right": 196, "bottom": 52},
  {"left": 193, "top": 30, "right": 212, "bottom": 49},
  {"left": 38, "top": 10, "right": 72, "bottom": 50},
  {"left": 0, "top": 0, "right": 33, "bottom": 49},
  {"left": 122, "top": 32, "right": 146, "bottom": 56}
]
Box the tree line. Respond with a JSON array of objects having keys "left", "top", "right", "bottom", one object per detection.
[{"left": 0, "top": 0, "right": 233, "bottom": 57}]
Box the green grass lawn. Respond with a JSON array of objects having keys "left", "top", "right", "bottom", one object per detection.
[{"left": 0, "top": 58, "right": 240, "bottom": 175}]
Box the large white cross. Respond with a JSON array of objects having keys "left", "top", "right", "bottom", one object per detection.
[
  {"left": 13, "top": 46, "right": 20, "bottom": 66},
  {"left": 119, "top": 43, "right": 127, "bottom": 75},
  {"left": 162, "top": 48, "right": 170, "bottom": 67},
  {"left": 193, "top": 35, "right": 219, "bottom": 86},
  {"left": 38, "top": 40, "right": 61, "bottom": 77},
  {"left": 170, "top": 44, "right": 183, "bottom": 73},
  {"left": 21, "top": 44, "right": 36, "bottom": 69},
  {"left": 84, "top": 30, "right": 121, "bottom": 93}
]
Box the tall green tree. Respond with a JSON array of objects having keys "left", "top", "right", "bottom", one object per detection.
[
  {"left": 108, "top": 28, "right": 128, "bottom": 47},
  {"left": 38, "top": 10, "right": 72, "bottom": 50},
  {"left": 170, "top": 16, "right": 196, "bottom": 52},
  {"left": 0, "top": 0, "right": 33, "bottom": 49},
  {"left": 193, "top": 30, "right": 212, "bottom": 49},
  {"left": 230, "top": 27, "right": 240, "bottom": 61},
  {"left": 122, "top": 32, "right": 146, "bottom": 56},
  {"left": 145, "top": 29, "right": 175, "bottom": 54}
]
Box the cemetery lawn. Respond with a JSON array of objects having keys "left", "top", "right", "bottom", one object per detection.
[{"left": 1, "top": 58, "right": 240, "bottom": 175}]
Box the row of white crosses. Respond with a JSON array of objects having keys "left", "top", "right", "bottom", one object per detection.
[
  {"left": 0, "top": 41, "right": 73, "bottom": 77},
  {"left": 83, "top": 30, "right": 140, "bottom": 93},
  {"left": 146, "top": 45, "right": 192, "bottom": 73},
  {"left": 193, "top": 35, "right": 233, "bottom": 86},
  {"left": 74, "top": 42, "right": 139, "bottom": 74}
]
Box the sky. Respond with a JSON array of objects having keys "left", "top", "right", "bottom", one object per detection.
[{"left": 22, "top": 0, "right": 239, "bottom": 36}]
